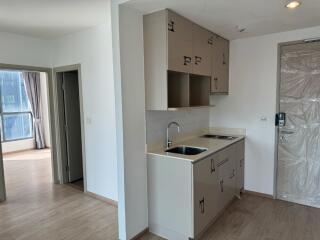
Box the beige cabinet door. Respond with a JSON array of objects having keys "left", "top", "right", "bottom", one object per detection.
[
  {"left": 193, "top": 154, "right": 219, "bottom": 237},
  {"left": 235, "top": 140, "right": 245, "bottom": 192},
  {"left": 211, "top": 35, "right": 229, "bottom": 93},
  {"left": 192, "top": 25, "right": 212, "bottom": 76},
  {"left": 167, "top": 10, "right": 193, "bottom": 73},
  {"left": 217, "top": 148, "right": 236, "bottom": 210}
]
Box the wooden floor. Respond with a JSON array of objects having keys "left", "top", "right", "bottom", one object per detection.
[
  {"left": 2, "top": 149, "right": 320, "bottom": 240},
  {"left": 144, "top": 193, "right": 320, "bottom": 240},
  {"left": 0, "top": 149, "right": 118, "bottom": 240}
]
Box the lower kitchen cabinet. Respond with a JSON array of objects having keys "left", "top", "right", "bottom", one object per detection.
[
  {"left": 193, "top": 155, "right": 219, "bottom": 237},
  {"left": 236, "top": 140, "right": 245, "bottom": 193},
  {"left": 147, "top": 139, "right": 245, "bottom": 240},
  {"left": 216, "top": 147, "right": 236, "bottom": 211}
]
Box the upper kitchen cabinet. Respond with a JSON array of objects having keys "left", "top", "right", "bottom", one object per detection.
[
  {"left": 192, "top": 25, "right": 213, "bottom": 77},
  {"left": 167, "top": 10, "right": 193, "bottom": 73},
  {"left": 144, "top": 9, "right": 229, "bottom": 110},
  {"left": 211, "top": 35, "right": 230, "bottom": 94}
]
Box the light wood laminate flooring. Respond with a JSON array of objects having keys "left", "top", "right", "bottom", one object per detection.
[
  {"left": 2, "top": 150, "right": 320, "bottom": 240},
  {"left": 0, "top": 149, "right": 118, "bottom": 240},
  {"left": 145, "top": 193, "right": 320, "bottom": 240}
]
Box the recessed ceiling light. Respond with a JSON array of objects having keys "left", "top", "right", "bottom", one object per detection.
[{"left": 286, "top": 1, "right": 301, "bottom": 9}]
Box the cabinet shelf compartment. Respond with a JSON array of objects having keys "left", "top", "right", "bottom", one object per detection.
[
  {"left": 168, "top": 71, "right": 189, "bottom": 108},
  {"left": 189, "top": 74, "right": 210, "bottom": 107}
]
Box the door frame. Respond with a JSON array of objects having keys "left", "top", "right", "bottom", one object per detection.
[
  {"left": 53, "top": 64, "right": 87, "bottom": 191},
  {"left": 274, "top": 39, "right": 320, "bottom": 199},
  {"left": 0, "top": 63, "right": 57, "bottom": 201}
]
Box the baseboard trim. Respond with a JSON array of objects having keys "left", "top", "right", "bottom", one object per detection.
[
  {"left": 244, "top": 190, "right": 274, "bottom": 199},
  {"left": 131, "top": 228, "right": 149, "bottom": 240},
  {"left": 85, "top": 191, "right": 118, "bottom": 207}
]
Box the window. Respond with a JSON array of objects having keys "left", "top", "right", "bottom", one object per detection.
[{"left": 0, "top": 71, "right": 33, "bottom": 141}]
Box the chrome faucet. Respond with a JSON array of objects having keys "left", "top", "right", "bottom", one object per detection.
[{"left": 166, "top": 122, "right": 180, "bottom": 149}]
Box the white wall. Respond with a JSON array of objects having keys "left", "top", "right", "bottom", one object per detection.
[
  {"left": 119, "top": 5, "right": 148, "bottom": 239},
  {"left": 0, "top": 32, "right": 52, "bottom": 67},
  {"left": 40, "top": 72, "right": 51, "bottom": 148},
  {"left": 210, "top": 25, "right": 320, "bottom": 196},
  {"left": 112, "top": 3, "right": 148, "bottom": 239},
  {"left": 51, "top": 19, "right": 118, "bottom": 199},
  {"left": 0, "top": 32, "right": 51, "bottom": 154},
  {"left": 0, "top": 6, "right": 118, "bottom": 202}
]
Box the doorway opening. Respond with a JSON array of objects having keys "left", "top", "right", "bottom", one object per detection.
[
  {"left": 54, "top": 66, "right": 85, "bottom": 191},
  {"left": 0, "top": 69, "right": 53, "bottom": 201},
  {"left": 276, "top": 40, "right": 320, "bottom": 208}
]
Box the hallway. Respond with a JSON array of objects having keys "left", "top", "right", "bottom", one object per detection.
[{"left": 0, "top": 149, "right": 118, "bottom": 240}]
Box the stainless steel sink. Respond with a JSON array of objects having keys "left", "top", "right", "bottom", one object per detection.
[
  {"left": 201, "top": 134, "right": 237, "bottom": 140},
  {"left": 165, "top": 146, "right": 207, "bottom": 155}
]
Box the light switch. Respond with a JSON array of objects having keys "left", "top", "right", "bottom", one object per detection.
[
  {"left": 86, "top": 117, "right": 92, "bottom": 124},
  {"left": 260, "top": 116, "right": 268, "bottom": 121}
]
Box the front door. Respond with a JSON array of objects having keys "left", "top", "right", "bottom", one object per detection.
[{"left": 277, "top": 41, "right": 320, "bottom": 208}]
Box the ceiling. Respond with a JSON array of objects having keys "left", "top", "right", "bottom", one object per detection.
[
  {"left": 124, "top": 0, "right": 320, "bottom": 40},
  {"left": 0, "top": 0, "right": 109, "bottom": 39}
]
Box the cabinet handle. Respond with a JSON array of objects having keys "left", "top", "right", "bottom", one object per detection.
[
  {"left": 184, "top": 56, "right": 192, "bottom": 65},
  {"left": 230, "top": 169, "right": 235, "bottom": 179},
  {"left": 220, "top": 180, "right": 224, "bottom": 192},
  {"left": 195, "top": 56, "right": 202, "bottom": 65},
  {"left": 214, "top": 77, "right": 218, "bottom": 90},
  {"left": 168, "top": 21, "right": 175, "bottom": 32},
  {"left": 210, "top": 158, "right": 215, "bottom": 173},
  {"left": 222, "top": 53, "right": 226, "bottom": 65},
  {"left": 199, "top": 197, "right": 205, "bottom": 214},
  {"left": 208, "top": 37, "right": 213, "bottom": 45}
]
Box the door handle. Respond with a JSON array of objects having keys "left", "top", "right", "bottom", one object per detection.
[{"left": 280, "top": 130, "right": 295, "bottom": 135}]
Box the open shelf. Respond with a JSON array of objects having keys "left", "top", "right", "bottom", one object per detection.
[
  {"left": 167, "top": 71, "right": 212, "bottom": 110},
  {"left": 189, "top": 74, "right": 210, "bottom": 107},
  {"left": 168, "top": 71, "right": 189, "bottom": 108}
]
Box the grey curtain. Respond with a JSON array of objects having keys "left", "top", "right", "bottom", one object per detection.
[{"left": 23, "top": 72, "right": 45, "bottom": 149}]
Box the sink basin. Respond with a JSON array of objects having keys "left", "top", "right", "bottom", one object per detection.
[
  {"left": 166, "top": 146, "right": 207, "bottom": 155},
  {"left": 201, "top": 134, "right": 237, "bottom": 140}
]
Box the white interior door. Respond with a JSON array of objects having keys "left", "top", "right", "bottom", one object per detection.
[
  {"left": 62, "top": 71, "right": 83, "bottom": 182},
  {"left": 277, "top": 42, "right": 320, "bottom": 208}
]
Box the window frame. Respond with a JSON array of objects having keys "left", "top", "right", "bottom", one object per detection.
[{"left": 0, "top": 71, "right": 34, "bottom": 142}]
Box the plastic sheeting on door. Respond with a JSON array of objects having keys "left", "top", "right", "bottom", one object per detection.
[{"left": 277, "top": 42, "right": 320, "bottom": 208}]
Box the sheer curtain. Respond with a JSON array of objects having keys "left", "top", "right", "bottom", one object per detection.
[{"left": 23, "top": 72, "right": 45, "bottom": 149}]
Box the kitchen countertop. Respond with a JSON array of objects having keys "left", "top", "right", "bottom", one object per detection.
[{"left": 147, "top": 134, "right": 245, "bottom": 163}]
